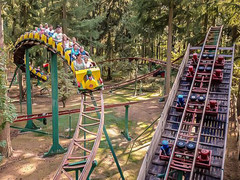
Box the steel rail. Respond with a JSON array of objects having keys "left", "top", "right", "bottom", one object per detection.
[
  {"left": 13, "top": 39, "right": 169, "bottom": 91},
  {"left": 53, "top": 91, "right": 104, "bottom": 179},
  {"left": 189, "top": 26, "right": 223, "bottom": 180},
  {"left": 163, "top": 26, "right": 223, "bottom": 180},
  {"left": 14, "top": 95, "right": 167, "bottom": 122},
  {"left": 98, "top": 57, "right": 179, "bottom": 69}
]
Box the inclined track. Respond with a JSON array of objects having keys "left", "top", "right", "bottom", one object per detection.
[
  {"left": 145, "top": 26, "right": 234, "bottom": 180},
  {"left": 53, "top": 91, "right": 104, "bottom": 180},
  {"left": 164, "top": 26, "right": 223, "bottom": 180}
]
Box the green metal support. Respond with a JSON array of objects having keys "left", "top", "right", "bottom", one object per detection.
[
  {"left": 86, "top": 160, "right": 97, "bottom": 180},
  {"left": 75, "top": 170, "right": 79, "bottom": 179},
  {"left": 90, "top": 92, "right": 125, "bottom": 180},
  {"left": 44, "top": 52, "right": 66, "bottom": 157},
  {"left": 121, "top": 105, "right": 131, "bottom": 141},
  {"left": 9, "top": 66, "right": 19, "bottom": 90},
  {"left": 18, "top": 69, "right": 23, "bottom": 113},
  {"left": 103, "top": 126, "right": 125, "bottom": 180},
  {"left": 11, "top": 126, "right": 49, "bottom": 135},
  {"left": 36, "top": 78, "right": 41, "bottom": 86},
  {"left": 22, "top": 49, "right": 38, "bottom": 131},
  {"left": 11, "top": 125, "right": 68, "bottom": 138}
]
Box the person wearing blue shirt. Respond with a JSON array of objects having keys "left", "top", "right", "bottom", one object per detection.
[
  {"left": 47, "top": 25, "right": 55, "bottom": 37},
  {"left": 70, "top": 44, "right": 80, "bottom": 63},
  {"left": 80, "top": 46, "right": 89, "bottom": 56}
]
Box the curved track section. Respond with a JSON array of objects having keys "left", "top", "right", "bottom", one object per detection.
[
  {"left": 13, "top": 36, "right": 67, "bottom": 67},
  {"left": 54, "top": 91, "right": 104, "bottom": 180},
  {"left": 21, "top": 64, "right": 48, "bottom": 81},
  {"left": 13, "top": 33, "right": 105, "bottom": 180},
  {"left": 98, "top": 57, "right": 179, "bottom": 90},
  {"left": 98, "top": 57, "right": 179, "bottom": 70}
]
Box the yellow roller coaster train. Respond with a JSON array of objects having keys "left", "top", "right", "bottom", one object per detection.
[{"left": 15, "top": 31, "right": 104, "bottom": 92}]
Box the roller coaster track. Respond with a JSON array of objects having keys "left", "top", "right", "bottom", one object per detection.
[
  {"left": 98, "top": 57, "right": 179, "bottom": 90},
  {"left": 164, "top": 26, "right": 223, "bottom": 180},
  {"left": 98, "top": 57, "right": 179, "bottom": 70},
  {"left": 138, "top": 26, "right": 235, "bottom": 180},
  {"left": 14, "top": 95, "right": 167, "bottom": 123},
  {"left": 13, "top": 33, "right": 105, "bottom": 180},
  {"left": 54, "top": 91, "right": 104, "bottom": 180}
]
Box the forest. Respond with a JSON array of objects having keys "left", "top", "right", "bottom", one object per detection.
[{"left": 0, "top": 0, "right": 240, "bottom": 179}]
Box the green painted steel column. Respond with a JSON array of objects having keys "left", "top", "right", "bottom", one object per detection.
[
  {"left": 121, "top": 105, "right": 131, "bottom": 141},
  {"left": 18, "top": 69, "right": 23, "bottom": 113},
  {"left": 44, "top": 52, "right": 66, "bottom": 157},
  {"left": 103, "top": 126, "right": 125, "bottom": 180},
  {"left": 22, "top": 49, "right": 38, "bottom": 131},
  {"left": 90, "top": 92, "right": 125, "bottom": 180},
  {"left": 9, "top": 66, "right": 19, "bottom": 89}
]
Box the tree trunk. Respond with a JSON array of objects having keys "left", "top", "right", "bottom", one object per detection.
[
  {"left": 62, "top": 0, "right": 69, "bottom": 73},
  {"left": 232, "top": 25, "right": 239, "bottom": 44},
  {"left": 0, "top": 5, "right": 3, "bottom": 48},
  {"left": 0, "top": 3, "right": 13, "bottom": 157},
  {"left": 62, "top": 100, "right": 66, "bottom": 108},
  {"left": 166, "top": 1, "right": 173, "bottom": 95},
  {"left": 134, "top": 62, "right": 138, "bottom": 96},
  {"left": 107, "top": 67, "right": 112, "bottom": 80},
  {"left": 62, "top": 0, "right": 67, "bottom": 34},
  {"left": 237, "top": 79, "right": 240, "bottom": 115}
]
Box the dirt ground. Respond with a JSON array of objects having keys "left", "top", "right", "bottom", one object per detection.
[
  {"left": 1, "top": 83, "right": 240, "bottom": 179},
  {"left": 1, "top": 84, "right": 164, "bottom": 180}
]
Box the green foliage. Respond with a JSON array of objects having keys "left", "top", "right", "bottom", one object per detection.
[
  {"left": 0, "top": 140, "right": 6, "bottom": 162},
  {"left": 2, "top": 0, "right": 240, "bottom": 95},
  {"left": 0, "top": 140, "right": 6, "bottom": 148},
  {"left": 57, "top": 68, "right": 75, "bottom": 108},
  {"left": 42, "top": 61, "right": 75, "bottom": 108},
  {"left": 0, "top": 49, "right": 17, "bottom": 129}
]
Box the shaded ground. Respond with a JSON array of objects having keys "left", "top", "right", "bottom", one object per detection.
[
  {"left": 1, "top": 84, "right": 164, "bottom": 180},
  {"left": 1, "top": 80, "right": 239, "bottom": 179},
  {"left": 224, "top": 120, "right": 240, "bottom": 180}
]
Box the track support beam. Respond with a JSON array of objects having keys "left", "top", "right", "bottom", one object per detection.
[
  {"left": 90, "top": 92, "right": 125, "bottom": 180},
  {"left": 22, "top": 48, "right": 38, "bottom": 132},
  {"left": 44, "top": 52, "right": 66, "bottom": 157},
  {"left": 122, "top": 105, "right": 131, "bottom": 141}
]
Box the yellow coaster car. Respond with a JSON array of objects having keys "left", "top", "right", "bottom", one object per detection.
[{"left": 75, "top": 67, "right": 103, "bottom": 91}]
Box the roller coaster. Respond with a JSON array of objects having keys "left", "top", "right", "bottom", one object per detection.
[
  {"left": 12, "top": 27, "right": 175, "bottom": 179},
  {"left": 138, "top": 26, "right": 234, "bottom": 179},
  {"left": 11, "top": 25, "right": 234, "bottom": 180}
]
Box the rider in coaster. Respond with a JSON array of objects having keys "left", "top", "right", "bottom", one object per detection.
[
  {"left": 73, "top": 54, "right": 85, "bottom": 71},
  {"left": 38, "top": 24, "right": 45, "bottom": 35},
  {"left": 33, "top": 27, "right": 38, "bottom": 33},
  {"left": 62, "top": 34, "right": 70, "bottom": 51},
  {"left": 83, "top": 56, "right": 92, "bottom": 68},
  {"left": 47, "top": 25, "right": 55, "bottom": 37},
  {"left": 69, "top": 37, "right": 77, "bottom": 48},
  {"left": 44, "top": 23, "right": 49, "bottom": 35},
  {"left": 52, "top": 26, "right": 62, "bottom": 44},
  {"left": 80, "top": 46, "right": 89, "bottom": 56},
  {"left": 37, "top": 24, "right": 43, "bottom": 32},
  {"left": 70, "top": 43, "right": 80, "bottom": 62}
]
